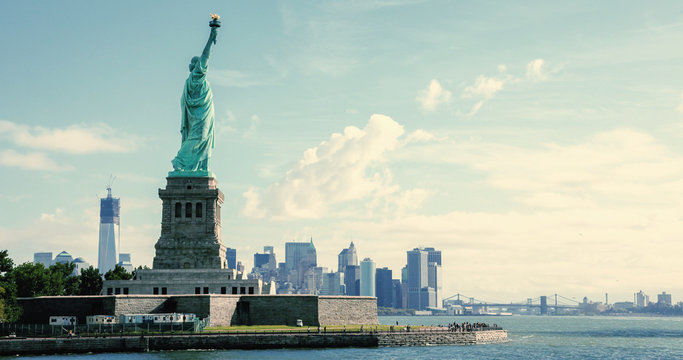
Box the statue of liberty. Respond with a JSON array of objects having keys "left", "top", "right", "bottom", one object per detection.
[{"left": 170, "top": 15, "right": 221, "bottom": 177}]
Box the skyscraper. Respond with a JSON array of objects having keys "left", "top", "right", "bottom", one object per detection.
[
  {"left": 117, "top": 253, "right": 133, "bottom": 273},
  {"left": 321, "top": 272, "right": 345, "bottom": 295},
  {"left": 33, "top": 252, "right": 53, "bottom": 267},
  {"left": 407, "top": 248, "right": 428, "bottom": 310},
  {"left": 375, "top": 267, "right": 393, "bottom": 307},
  {"left": 428, "top": 262, "right": 442, "bottom": 308},
  {"left": 226, "top": 248, "right": 237, "bottom": 270},
  {"left": 360, "top": 258, "right": 376, "bottom": 297},
  {"left": 285, "top": 238, "right": 317, "bottom": 290},
  {"left": 344, "top": 265, "right": 361, "bottom": 296},
  {"left": 98, "top": 186, "right": 120, "bottom": 274},
  {"left": 253, "top": 246, "right": 277, "bottom": 281},
  {"left": 423, "top": 247, "right": 442, "bottom": 266},
  {"left": 337, "top": 242, "right": 358, "bottom": 273}
]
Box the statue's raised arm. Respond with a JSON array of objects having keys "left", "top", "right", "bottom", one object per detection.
[
  {"left": 170, "top": 15, "right": 221, "bottom": 177},
  {"left": 200, "top": 27, "right": 218, "bottom": 68}
]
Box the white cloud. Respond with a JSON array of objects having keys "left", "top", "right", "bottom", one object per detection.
[
  {"left": 463, "top": 75, "right": 505, "bottom": 99},
  {"left": 404, "top": 129, "right": 436, "bottom": 143},
  {"left": 678, "top": 92, "right": 683, "bottom": 113},
  {"left": 40, "top": 208, "right": 65, "bottom": 223},
  {"left": 0, "top": 149, "right": 68, "bottom": 171},
  {"left": 416, "top": 79, "right": 452, "bottom": 111},
  {"left": 497, "top": 64, "right": 507, "bottom": 73},
  {"left": 0, "top": 121, "right": 137, "bottom": 154},
  {"left": 242, "top": 114, "right": 405, "bottom": 219},
  {"left": 462, "top": 75, "right": 505, "bottom": 115},
  {"left": 526, "top": 58, "right": 547, "bottom": 81}
]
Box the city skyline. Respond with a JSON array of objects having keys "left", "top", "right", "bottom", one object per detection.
[{"left": 1, "top": 1, "right": 682, "bottom": 303}]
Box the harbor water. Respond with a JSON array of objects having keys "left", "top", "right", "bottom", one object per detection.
[{"left": 9, "top": 315, "right": 683, "bottom": 359}]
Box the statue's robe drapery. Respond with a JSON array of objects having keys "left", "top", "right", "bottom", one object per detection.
[{"left": 171, "top": 58, "right": 215, "bottom": 172}]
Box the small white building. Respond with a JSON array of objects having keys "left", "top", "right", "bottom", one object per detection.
[{"left": 49, "top": 316, "right": 77, "bottom": 326}]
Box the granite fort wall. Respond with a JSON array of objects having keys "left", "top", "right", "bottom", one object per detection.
[
  {"left": 17, "top": 296, "right": 115, "bottom": 324},
  {"left": 237, "top": 295, "right": 319, "bottom": 326},
  {"left": 112, "top": 296, "right": 168, "bottom": 315},
  {"left": 18, "top": 295, "right": 379, "bottom": 327},
  {"left": 318, "top": 296, "right": 378, "bottom": 325},
  {"left": 208, "top": 296, "right": 239, "bottom": 326}
]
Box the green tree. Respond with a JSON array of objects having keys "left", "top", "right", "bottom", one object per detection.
[
  {"left": 46, "top": 262, "right": 78, "bottom": 296},
  {"left": 78, "top": 266, "right": 103, "bottom": 295},
  {"left": 13, "top": 262, "right": 50, "bottom": 298},
  {"left": 0, "top": 250, "right": 20, "bottom": 322},
  {"left": 104, "top": 265, "right": 133, "bottom": 281}
]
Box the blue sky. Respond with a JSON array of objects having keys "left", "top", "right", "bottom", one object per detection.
[{"left": 1, "top": 1, "right": 682, "bottom": 303}]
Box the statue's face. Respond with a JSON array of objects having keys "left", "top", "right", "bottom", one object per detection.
[{"left": 189, "top": 57, "right": 199, "bottom": 71}]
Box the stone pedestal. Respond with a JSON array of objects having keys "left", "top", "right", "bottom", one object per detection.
[{"left": 153, "top": 177, "right": 227, "bottom": 269}]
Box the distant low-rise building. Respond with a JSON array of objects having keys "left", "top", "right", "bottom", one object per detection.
[
  {"left": 612, "top": 301, "right": 634, "bottom": 311},
  {"left": 73, "top": 257, "right": 90, "bottom": 275}
]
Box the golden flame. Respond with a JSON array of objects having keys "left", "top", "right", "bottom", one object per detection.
[{"left": 210, "top": 13, "right": 220, "bottom": 21}]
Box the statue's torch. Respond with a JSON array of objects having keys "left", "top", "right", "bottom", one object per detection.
[{"left": 209, "top": 13, "right": 221, "bottom": 44}]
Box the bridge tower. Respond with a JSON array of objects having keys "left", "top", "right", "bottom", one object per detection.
[{"left": 540, "top": 295, "right": 548, "bottom": 315}]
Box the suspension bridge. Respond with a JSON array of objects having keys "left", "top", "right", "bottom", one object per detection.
[{"left": 442, "top": 293, "right": 583, "bottom": 315}]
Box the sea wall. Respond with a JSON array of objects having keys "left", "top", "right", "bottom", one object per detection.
[
  {"left": 377, "top": 330, "right": 508, "bottom": 346},
  {"left": 0, "top": 330, "right": 508, "bottom": 356},
  {"left": 0, "top": 337, "right": 150, "bottom": 356}
]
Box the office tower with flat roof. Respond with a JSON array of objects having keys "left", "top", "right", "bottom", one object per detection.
[
  {"left": 321, "top": 272, "right": 345, "bottom": 295},
  {"left": 658, "top": 291, "right": 672, "bottom": 306},
  {"left": 117, "top": 253, "right": 133, "bottom": 273},
  {"left": 304, "top": 266, "right": 326, "bottom": 294},
  {"left": 407, "top": 248, "right": 429, "bottom": 310},
  {"left": 344, "top": 265, "right": 361, "bottom": 296},
  {"left": 375, "top": 267, "right": 393, "bottom": 307},
  {"left": 423, "top": 247, "right": 442, "bottom": 266},
  {"left": 337, "top": 242, "right": 358, "bottom": 273},
  {"left": 428, "top": 261, "right": 443, "bottom": 308},
  {"left": 226, "top": 248, "right": 237, "bottom": 270},
  {"left": 285, "top": 238, "right": 317, "bottom": 290},
  {"left": 360, "top": 258, "right": 376, "bottom": 297},
  {"left": 392, "top": 279, "right": 402, "bottom": 308},
  {"left": 98, "top": 186, "right": 120, "bottom": 274},
  {"left": 33, "top": 252, "right": 53, "bottom": 267}
]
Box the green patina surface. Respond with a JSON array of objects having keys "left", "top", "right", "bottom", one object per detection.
[{"left": 169, "top": 26, "right": 219, "bottom": 177}]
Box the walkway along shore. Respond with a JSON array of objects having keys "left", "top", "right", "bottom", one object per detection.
[{"left": 0, "top": 329, "right": 508, "bottom": 356}]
